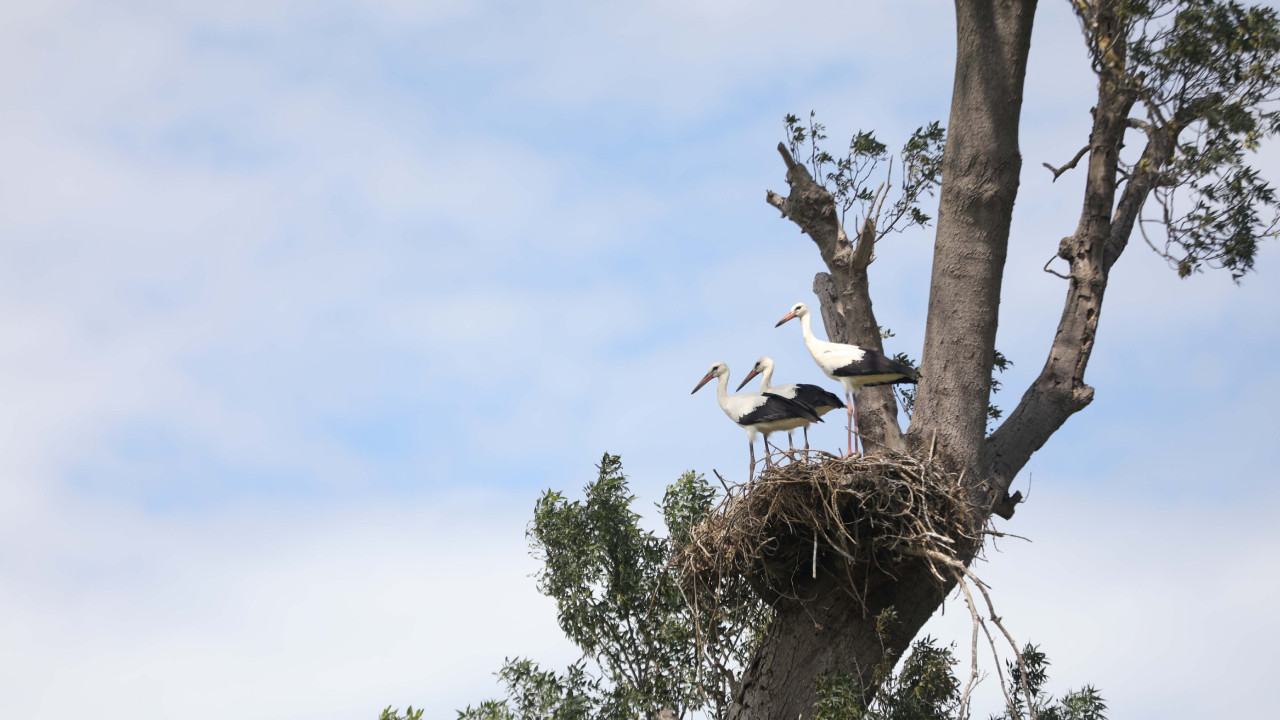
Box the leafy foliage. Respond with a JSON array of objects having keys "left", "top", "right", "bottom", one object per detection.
[
  {"left": 989, "top": 644, "right": 1109, "bottom": 720},
  {"left": 890, "top": 347, "right": 1010, "bottom": 431},
  {"left": 784, "top": 112, "right": 945, "bottom": 237},
  {"left": 380, "top": 707, "right": 424, "bottom": 720},
  {"left": 1074, "top": 0, "right": 1280, "bottom": 278},
  {"left": 455, "top": 660, "right": 602, "bottom": 720},
  {"left": 456, "top": 455, "right": 768, "bottom": 720},
  {"left": 810, "top": 638, "right": 1106, "bottom": 720},
  {"left": 814, "top": 635, "right": 961, "bottom": 720}
]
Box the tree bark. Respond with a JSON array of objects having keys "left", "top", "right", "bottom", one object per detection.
[
  {"left": 907, "top": 0, "right": 1039, "bottom": 472},
  {"left": 729, "top": 562, "right": 953, "bottom": 719}
]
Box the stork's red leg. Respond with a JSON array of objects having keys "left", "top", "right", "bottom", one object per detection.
[
  {"left": 853, "top": 399, "right": 861, "bottom": 456},
  {"left": 846, "top": 392, "right": 854, "bottom": 457}
]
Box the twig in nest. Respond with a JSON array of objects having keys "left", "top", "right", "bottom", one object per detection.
[
  {"left": 712, "top": 469, "right": 732, "bottom": 495},
  {"left": 980, "top": 529, "right": 1033, "bottom": 543}
]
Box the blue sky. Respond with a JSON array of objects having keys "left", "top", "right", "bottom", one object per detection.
[{"left": 1, "top": 1, "right": 1278, "bottom": 718}]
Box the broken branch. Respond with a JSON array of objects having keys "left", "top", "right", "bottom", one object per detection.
[{"left": 1042, "top": 145, "right": 1090, "bottom": 182}]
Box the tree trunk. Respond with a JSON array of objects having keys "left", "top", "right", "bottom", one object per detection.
[
  {"left": 732, "top": 3, "right": 1037, "bottom": 718},
  {"left": 729, "top": 561, "right": 954, "bottom": 719},
  {"left": 907, "top": 0, "right": 1039, "bottom": 472}
]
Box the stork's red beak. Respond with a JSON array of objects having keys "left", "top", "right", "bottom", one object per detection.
[
  {"left": 735, "top": 367, "right": 760, "bottom": 392},
  {"left": 691, "top": 371, "right": 715, "bottom": 394},
  {"left": 775, "top": 311, "right": 797, "bottom": 327}
]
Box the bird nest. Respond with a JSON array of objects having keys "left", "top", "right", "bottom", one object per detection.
[{"left": 672, "top": 451, "right": 982, "bottom": 613}]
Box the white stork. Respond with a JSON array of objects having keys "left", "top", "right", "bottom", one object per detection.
[
  {"left": 775, "top": 302, "right": 919, "bottom": 456},
  {"left": 736, "top": 356, "right": 845, "bottom": 451},
  {"left": 691, "top": 361, "right": 822, "bottom": 479}
]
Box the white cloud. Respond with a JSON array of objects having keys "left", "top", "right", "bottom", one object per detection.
[{"left": 0, "top": 494, "right": 576, "bottom": 720}]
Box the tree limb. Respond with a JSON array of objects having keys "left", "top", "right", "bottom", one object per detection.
[
  {"left": 1126, "top": 116, "right": 1152, "bottom": 133},
  {"left": 766, "top": 144, "right": 905, "bottom": 453},
  {"left": 983, "top": 72, "right": 1165, "bottom": 511},
  {"left": 1042, "top": 145, "right": 1090, "bottom": 181},
  {"left": 765, "top": 190, "right": 788, "bottom": 218}
]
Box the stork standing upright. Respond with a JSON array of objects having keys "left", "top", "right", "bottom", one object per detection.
[
  {"left": 691, "top": 361, "right": 822, "bottom": 479},
  {"left": 736, "top": 356, "right": 845, "bottom": 450},
  {"left": 775, "top": 302, "right": 919, "bottom": 457}
]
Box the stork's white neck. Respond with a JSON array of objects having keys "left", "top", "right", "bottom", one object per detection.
[
  {"left": 799, "top": 311, "right": 821, "bottom": 351},
  {"left": 758, "top": 363, "right": 775, "bottom": 392},
  {"left": 715, "top": 370, "right": 731, "bottom": 410}
]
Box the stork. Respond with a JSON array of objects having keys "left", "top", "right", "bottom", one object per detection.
[
  {"left": 736, "top": 356, "right": 845, "bottom": 450},
  {"left": 775, "top": 302, "right": 919, "bottom": 457},
  {"left": 691, "top": 361, "right": 822, "bottom": 479}
]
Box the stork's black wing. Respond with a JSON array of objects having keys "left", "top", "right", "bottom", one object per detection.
[
  {"left": 831, "top": 350, "right": 920, "bottom": 383},
  {"left": 737, "top": 393, "right": 822, "bottom": 426},
  {"left": 791, "top": 383, "right": 845, "bottom": 411}
]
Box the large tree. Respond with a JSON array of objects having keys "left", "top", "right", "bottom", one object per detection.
[
  {"left": 453, "top": 2, "right": 1280, "bottom": 718},
  {"left": 735, "top": 0, "right": 1280, "bottom": 717}
]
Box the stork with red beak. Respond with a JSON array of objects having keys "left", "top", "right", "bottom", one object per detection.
[
  {"left": 775, "top": 302, "right": 919, "bottom": 456},
  {"left": 736, "top": 356, "right": 844, "bottom": 450},
  {"left": 692, "top": 361, "right": 822, "bottom": 479}
]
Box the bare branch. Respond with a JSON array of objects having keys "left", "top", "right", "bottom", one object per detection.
[
  {"left": 1041, "top": 256, "right": 1071, "bottom": 280},
  {"left": 775, "top": 141, "right": 799, "bottom": 171},
  {"left": 852, "top": 181, "right": 886, "bottom": 270},
  {"left": 765, "top": 190, "right": 788, "bottom": 217},
  {"left": 1042, "top": 145, "right": 1089, "bottom": 182},
  {"left": 956, "top": 577, "right": 982, "bottom": 719}
]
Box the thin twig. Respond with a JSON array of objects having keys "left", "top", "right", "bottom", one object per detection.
[
  {"left": 1043, "top": 144, "right": 1090, "bottom": 181},
  {"left": 712, "top": 469, "right": 732, "bottom": 495},
  {"left": 956, "top": 577, "right": 983, "bottom": 719},
  {"left": 1043, "top": 255, "right": 1071, "bottom": 279}
]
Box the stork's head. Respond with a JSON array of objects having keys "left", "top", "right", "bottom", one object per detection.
[
  {"left": 736, "top": 356, "right": 774, "bottom": 391},
  {"left": 775, "top": 302, "right": 809, "bottom": 327},
  {"left": 691, "top": 362, "right": 728, "bottom": 394}
]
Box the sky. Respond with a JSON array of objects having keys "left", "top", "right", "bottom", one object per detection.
[{"left": 1, "top": 1, "right": 1278, "bottom": 718}]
